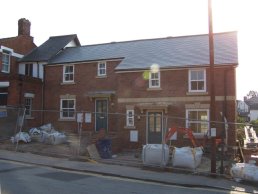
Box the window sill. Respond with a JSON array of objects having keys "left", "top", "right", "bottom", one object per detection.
[
  {"left": 124, "top": 126, "right": 136, "bottom": 129},
  {"left": 60, "top": 82, "right": 75, "bottom": 85},
  {"left": 25, "top": 116, "right": 34, "bottom": 120},
  {"left": 58, "top": 118, "right": 76, "bottom": 122},
  {"left": 1, "top": 71, "right": 10, "bottom": 74},
  {"left": 96, "top": 75, "right": 107, "bottom": 79},
  {"left": 186, "top": 91, "right": 208, "bottom": 96},
  {"left": 147, "top": 87, "right": 162, "bottom": 91}
]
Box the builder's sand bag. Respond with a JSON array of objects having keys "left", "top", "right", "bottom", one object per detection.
[
  {"left": 172, "top": 147, "right": 203, "bottom": 169},
  {"left": 231, "top": 163, "right": 258, "bottom": 182},
  {"left": 142, "top": 144, "right": 169, "bottom": 166}
]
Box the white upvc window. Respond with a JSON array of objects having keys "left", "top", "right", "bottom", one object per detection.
[
  {"left": 63, "top": 65, "right": 74, "bottom": 82},
  {"left": 149, "top": 71, "right": 160, "bottom": 88},
  {"left": 126, "top": 110, "right": 135, "bottom": 127},
  {"left": 2, "top": 50, "right": 11, "bottom": 73},
  {"left": 98, "top": 62, "right": 106, "bottom": 76},
  {"left": 186, "top": 109, "right": 209, "bottom": 134},
  {"left": 25, "top": 98, "right": 33, "bottom": 116},
  {"left": 188, "top": 69, "right": 206, "bottom": 92},
  {"left": 60, "top": 99, "right": 75, "bottom": 119}
]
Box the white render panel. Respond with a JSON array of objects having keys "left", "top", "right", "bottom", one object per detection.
[
  {"left": 250, "top": 110, "right": 258, "bottom": 121},
  {"left": 65, "top": 40, "right": 77, "bottom": 47},
  {"left": 19, "top": 63, "right": 25, "bottom": 75}
]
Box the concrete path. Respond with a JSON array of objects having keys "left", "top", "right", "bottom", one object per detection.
[{"left": 0, "top": 149, "right": 257, "bottom": 193}]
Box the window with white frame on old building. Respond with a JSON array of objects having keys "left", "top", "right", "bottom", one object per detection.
[
  {"left": 63, "top": 65, "right": 74, "bottom": 82},
  {"left": 60, "top": 99, "right": 75, "bottom": 119},
  {"left": 2, "top": 50, "right": 11, "bottom": 73},
  {"left": 189, "top": 69, "right": 206, "bottom": 92},
  {"left": 25, "top": 98, "right": 33, "bottom": 117},
  {"left": 186, "top": 109, "right": 209, "bottom": 134},
  {"left": 98, "top": 62, "right": 106, "bottom": 76},
  {"left": 126, "top": 110, "right": 135, "bottom": 127},
  {"left": 149, "top": 71, "right": 160, "bottom": 88}
]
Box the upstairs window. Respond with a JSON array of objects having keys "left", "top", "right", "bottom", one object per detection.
[
  {"left": 60, "top": 99, "right": 75, "bottom": 119},
  {"left": 98, "top": 62, "right": 106, "bottom": 76},
  {"left": 149, "top": 71, "right": 160, "bottom": 88},
  {"left": 189, "top": 69, "right": 206, "bottom": 92},
  {"left": 25, "top": 64, "right": 33, "bottom": 76},
  {"left": 63, "top": 65, "right": 74, "bottom": 82},
  {"left": 2, "top": 50, "right": 10, "bottom": 73},
  {"left": 126, "top": 110, "right": 135, "bottom": 127}
]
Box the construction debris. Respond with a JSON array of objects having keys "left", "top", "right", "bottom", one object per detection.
[
  {"left": 29, "top": 123, "right": 67, "bottom": 145},
  {"left": 244, "top": 126, "right": 258, "bottom": 148},
  {"left": 231, "top": 163, "right": 258, "bottom": 182},
  {"left": 11, "top": 132, "right": 31, "bottom": 143}
]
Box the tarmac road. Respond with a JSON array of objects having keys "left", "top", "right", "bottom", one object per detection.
[{"left": 0, "top": 160, "right": 245, "bottom": 194}]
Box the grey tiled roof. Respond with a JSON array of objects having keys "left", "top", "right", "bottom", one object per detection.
[
  {"left": 19, "top": 34, "right": 80, "bottom": 62},
  {"left": 48, "top": 31, "right": 238, "bottom": 70}
]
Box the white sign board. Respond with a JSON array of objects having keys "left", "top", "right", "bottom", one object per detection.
[
  {"left": 130, "top": 130, "right": 138, "bottom": 142},
  {"left": 210, "top": 128, "right": 216, "bottom": 137},
  {"left": 85, "top": 113, "right": 92, "bottom": 123},
  {"left": 170, "top": 132, "right": 177, "bottom": 140},
  {"left": 77, "top": 113, "right": 83, "bottom": 123}
]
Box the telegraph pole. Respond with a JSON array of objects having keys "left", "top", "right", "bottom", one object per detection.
[{"left": 208, "top": 0, "right": 217, "bottom": 174}]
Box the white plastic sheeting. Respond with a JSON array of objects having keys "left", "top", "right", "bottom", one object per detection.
[
  {"left": 142, "top": 144, "right": 169, "bottom": 166},
  {"left": 29, "top": 123, "right": 67, "bottom": 145},
  {"left": 172, "top": 147, "right": 203, "bottom": 169},
  {"left": 11, "top": 132, "right": 31, "bottom": 143},
  {"left": 231, "top": 163, "right": 258, "bottom": 182}
]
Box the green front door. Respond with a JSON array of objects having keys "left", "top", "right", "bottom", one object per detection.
[
  {"left": 95, "top": 99, "right": 108, "bottom": 132},
  {"left": 147, "top": 112, "right": 163, "bottom": 144}
]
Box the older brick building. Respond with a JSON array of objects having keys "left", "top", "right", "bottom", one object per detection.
[
  {"left": 40, "top": 31, "right": 238, "bottom": 150},
  {"left": 0, "top": 19, "right": 41, "bottom": 123}
]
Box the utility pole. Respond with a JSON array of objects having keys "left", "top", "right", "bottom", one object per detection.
[{"left": 208, "top": 0, "right": 217, "bottom": 174}]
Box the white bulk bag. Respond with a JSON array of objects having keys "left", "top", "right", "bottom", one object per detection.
[
  {"left": 11, "top": 132, "right": 31, "bottom": 143},
  {"left": 142, "top": 144, "right": 169, "bottom": 166},
  {"left": 172, "top": 147, "right": 203, "bottom": 169},
  {"left": 231, "top": 163, "right": 258, "bottom": 182}
]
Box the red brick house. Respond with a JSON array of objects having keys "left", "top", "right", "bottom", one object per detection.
[
  {"left": 0, "top": 18, "right": 41, "bottom": 123},
  {"left": 39, "top": 31, "right": 238, "bottom": 150}
]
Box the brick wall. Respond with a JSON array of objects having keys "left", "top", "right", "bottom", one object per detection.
[
  {"left": 43, "top": 62, "right": 237, "bottom": 150},
  {"left": 43, "top": 61, "right": 120, "bottom": 132}
]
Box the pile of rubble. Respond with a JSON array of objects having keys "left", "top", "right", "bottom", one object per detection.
[{"left": 11, "top": 123, "right": 67, "bottom": 145}]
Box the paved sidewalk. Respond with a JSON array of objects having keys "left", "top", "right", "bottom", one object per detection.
[{"left": 0, "top": 149, "right": 257, "bottom": 193}]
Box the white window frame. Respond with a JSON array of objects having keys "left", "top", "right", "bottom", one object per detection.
[
  {"left": 98, "top": 62, "right": 106, "bottom": 76},
  {"left": 25, "top": 98, "right": 33, "bottom": 117},
  {"left": 63, "top": 65, "right": 74, "bottom": 82},
  {"left": 126, "top": 110, "right": 135, "bottom": 127},
  {"left": 60, "top": 99, "right": 76, "bottom": 119},
  {"left": 188, "top": 69, "right": 206, "bottom": 92},
  {"left": 149, "top": 71, "right": 160, "bottom": 88},
  {"left": 186, "top": 109, "right": 209, "bottom": 134},
  {"left": 2, "top": 50, "right": 11, "bottom": 73}
]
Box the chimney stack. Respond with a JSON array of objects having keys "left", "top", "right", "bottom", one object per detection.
[{"left": 18, "top": 18, "right": 31, "bottom": 36}]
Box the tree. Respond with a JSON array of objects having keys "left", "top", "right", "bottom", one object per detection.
[{"left": 246, "top": 90, "right": 258, "bottom": 99}]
